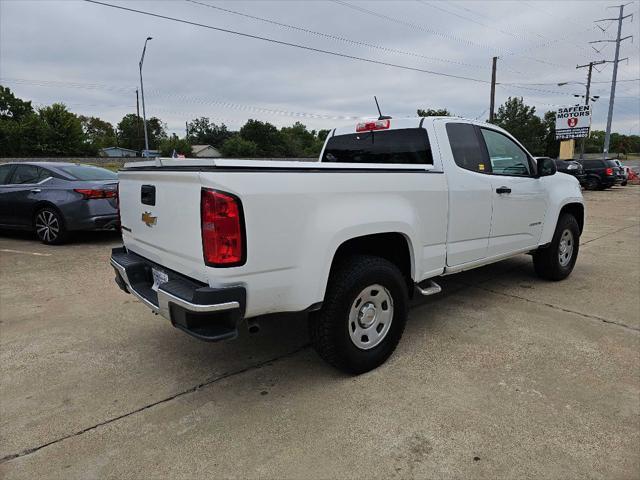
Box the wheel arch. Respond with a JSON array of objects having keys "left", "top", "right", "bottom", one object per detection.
[
  {"left": 326, "top": 232, "right": 415, "bottom": 298},
  {"left": 559, "top": 202, "right": 584, "bottom": 234},
  {"left": 32, "top": 201, "right": 66, "bottom": 229}
]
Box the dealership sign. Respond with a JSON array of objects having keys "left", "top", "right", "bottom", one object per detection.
[{"left": 555, "top": 105, "right": 591, "bottom": 140}]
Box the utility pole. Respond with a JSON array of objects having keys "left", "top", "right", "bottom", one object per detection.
[
  {"left": 591, "top": 5, "right": 632, "bottom": 159},
  {"left": 139, "top": 36, "right": 153, "bottom": 154},
  {"left": 489, "top": 56, "right": 497, "bottom": 122},
  {"left": 136, "top": 89, "right": 142, "bottom": 154},
  {"left": 185, "top": 121, "right": 189, "bottom": 139},
  {"left": 576, "top": 60, "right": 606, "bottom": 159}
]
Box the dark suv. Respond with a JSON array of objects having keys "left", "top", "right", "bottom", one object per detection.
[
  {"left": 552, "top": 159, "right": 586, "bottom": 186},
  {"left": 576, "top": 159, "right": 620, "bottom": 190}
]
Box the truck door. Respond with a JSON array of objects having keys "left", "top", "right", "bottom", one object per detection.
[
  {"left": 478, "top": 128, "right": 547, "bottom": 256},
  {"left": 442, "top": 122, "right": 493, "bottom": 266}
]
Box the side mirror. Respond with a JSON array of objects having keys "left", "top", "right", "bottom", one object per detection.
[{"left": 536, "top": 157, "right": 557, "bottom": 177}]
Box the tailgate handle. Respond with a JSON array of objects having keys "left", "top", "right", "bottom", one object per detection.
[{"left": 141, "top": 185, "right": 156, "bottom": 206}]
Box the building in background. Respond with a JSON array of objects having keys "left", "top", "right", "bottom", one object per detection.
[
  {"left": 99, "top": 147, "right": 138, "bottom": 158},
  {"left": 191, "top": 145, "right": 222, "bottom": 158}
]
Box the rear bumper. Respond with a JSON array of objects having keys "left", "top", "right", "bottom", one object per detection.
[
  {"left": 110, "top": 247, "right": 245, "bottom": 342},
  {"left": 69, "top": 214, "right": 120, "bottom": 231}
]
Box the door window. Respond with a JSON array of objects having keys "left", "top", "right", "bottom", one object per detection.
[
  {"left": 0, "top": 165, "right": 14, "bottom": 185},
  {"left": 10, "top": 165, "right": 46, "bottom": 184},
  {"left": 446, "top": 123, "right": 490, "bottom": 173},
  {"left": 480, "top": 129, "right": 532, "bottom": 176}
]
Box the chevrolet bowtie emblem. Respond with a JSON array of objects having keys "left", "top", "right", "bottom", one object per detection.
[{"left": 141, "top": 211, "right": 157, "bottom": 227}]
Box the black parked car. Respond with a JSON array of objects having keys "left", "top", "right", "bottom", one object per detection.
[
  {"left": 576, "top": 158, "right": 620, "bottom": 190},
  {"left": 552, "top": 159, "right": 586, "bottom": 185},
  {"left": 0, "top": 162, "right": 119, "bottom": 244}
]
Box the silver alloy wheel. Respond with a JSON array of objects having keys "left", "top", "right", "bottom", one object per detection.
[
  {"left": 348, "top": 284, "right": 394, "bottom": 350},
  {"left": 558, "top": 229, "right": 574, "bottom": 267},
  {"left": 35, "top": 210, "right": 60, "bottom": 243}
]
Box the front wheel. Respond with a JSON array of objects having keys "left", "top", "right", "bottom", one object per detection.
[
  {"left": 584, "top": 177, "right": 600, "bottom": 190},
  {"left": 532, "top": 213, "right": 580, "bottom": 281},
  {"left": 309, "top": 255, "right": 408, "bottom": 374},
  {"left": 34, "top": 207, "right": 67, "bottom": 245}
]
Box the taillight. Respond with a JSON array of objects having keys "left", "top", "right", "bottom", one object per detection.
[
  {"left": 201, "top": 189, "right": 245, "bottom": 266},
  {"left": 115, "top": 183, "right": 121, "bottom": 228},
  {"left": 356, "top": 119, "right": 390, "bottom": 132},
  {"left": 605, "top": 167, "right": 613, "bottom": 176},
  {"left": 74, "top": 188, "right": 117, "bottom": 199}
]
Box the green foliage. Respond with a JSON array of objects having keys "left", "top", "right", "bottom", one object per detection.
[
  {"left": 0, "top": 86, "right": 34, "bottom": 121},
  {"left": 187, "top": 117, "right": 233, "bottom": 147},
  {"left": 280, "top": 122, "right": 325, "bottom": 157},
  {"left": 79, "top": 115, "right": 116, "bottom": 155},
  {"left": 220, "top": 135, "right": 258, "bottom": 157},
  {"left": 36, "top": 103, "right": 85, "bottom": 156},
  {"left": 542, "top": 110, "right": 560, "bottom": 158},
  {"left": 159, "top": 134, "right": 192, "bottom": 157},
  {"left": 239, "top": 119, "right": 287, "bottom": 157},
  {"left": 584, "top": 130, "right": 640, "bottom": 155},
  {"left": 117, "top": 114, "right": 166, "bottom": 151},
  {"left": 491, "top": 97, "right": 546, "bottom": 155},
  {"left": 417, "top": 107, "right": 451, "bottom": 117}
]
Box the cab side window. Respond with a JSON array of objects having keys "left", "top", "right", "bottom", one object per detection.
[
  {"left": 0, "top": 164, "right": 14, "bottom": 185},
  {"left": 446, "top": 123, "right": 490, "bottom": 173},
  {"left": 480, "top": 128, "right": 531, "bottom": 176},
  {"left": 10, "top": 165, "right": 46, "bottom": 184}
]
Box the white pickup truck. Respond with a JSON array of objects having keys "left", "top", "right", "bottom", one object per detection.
[{"left": 111, "top": 117, "right": 584, "bottom": 373}]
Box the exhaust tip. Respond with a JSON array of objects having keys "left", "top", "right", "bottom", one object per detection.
[{"left": 247, "top": 322, "right": 260, "bottom": 334}]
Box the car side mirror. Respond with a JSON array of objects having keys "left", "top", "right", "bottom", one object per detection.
[{"left": 536, "top": 157, "right": 556, "bottom": 177}]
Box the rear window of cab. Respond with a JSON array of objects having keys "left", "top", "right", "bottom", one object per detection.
[{"left": 322, "top": 128, "right": 433, "bottom": 165}]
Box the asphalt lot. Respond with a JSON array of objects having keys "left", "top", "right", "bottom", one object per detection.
[{"left": 1, "top": 187, "right": 638, "bottom": 479}]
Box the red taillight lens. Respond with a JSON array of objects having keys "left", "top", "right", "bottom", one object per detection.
[
  {"left": 201, "top": 189, "right": 244, "bottom": 266},
  {"left": 74, "top": 188, "right": 117, "bottom": 199},
  {"left": 115, "top": 183, "right": 121, "bottom": 228},
  {"left": 605, "top": 167, "right": 613, "bottom": 176},
  {"left": 356, "top": 119, "right": 390, "bottom": 132}
]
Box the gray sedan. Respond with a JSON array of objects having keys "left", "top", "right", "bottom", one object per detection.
[{"left": 0, "top": 162, "right": 119, "bottom": 244}]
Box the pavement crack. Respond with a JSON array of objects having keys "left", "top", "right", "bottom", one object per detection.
[
  {"left": 471, "top": 285, "right": 640, "bottom": 333},
  {"left": 0, "top": 344, "right": 310, "bottom": 464},
  {"left": 581, "top": 223, "right": 640, "bottom": 246}
]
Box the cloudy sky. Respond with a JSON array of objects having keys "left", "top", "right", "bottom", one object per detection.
[{"left": 1, "top": 0, "right": 638, "bottom": 136}]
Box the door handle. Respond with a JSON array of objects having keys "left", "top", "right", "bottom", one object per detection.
[
  {"left": 30, "top": 188, "right": 41, "bottom": 193},
  {"left": 496, "top": 186, "right": 511, "bottom": 194}
]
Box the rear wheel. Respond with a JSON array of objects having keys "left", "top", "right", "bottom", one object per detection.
[
  {"left": 34, "top": 207, "right": 67, "bottom": 245},
  {"left": 533, "top": 213, "right": 579, "bottom": 281},
  {"left": 309, "top": 255, "right": 408, "bottom": 374},
  {"left": 585, "top": 176, "right": 600, "bottom": 190}
]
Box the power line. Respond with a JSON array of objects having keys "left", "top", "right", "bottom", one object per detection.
[
  {"left": 83, "top": 0, "right": 490, "bottom": 84},
  {"left": 185, "top": 0, "right": 484, "bottom": 69},
  {"left": 332, "top": 0, "right": 505, "bottom": 53},
  {"left": 0, "top": 77, "right": 365, "bottom": 121}
]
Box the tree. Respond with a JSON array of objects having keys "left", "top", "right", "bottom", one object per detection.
[
  {"left": 280, "top": 122, "right": 324, "bottom": 157},
  {"left": 186, "top": 117, "right": 233, "bottom": 147},
  {"left": 491, "top": 97, "right": 546, "bottom": 155},
  {"left": 37, "top": 103, "right": 84, "bottom": 156},
  {"left": 0, "top": 86, "right": 34, "bottom": 121},
  {"left": 239, "top": 119, "right": 286, "bottom": 157},
  {"left": 159, "top": 134, "right": 192, "bottom": 157},
  {"left": 79, "top": 115, "right": 116, "bottom": 155},
  {"left": 220, "top": 136, "right": 258, "bottom": 157},
  {"left": 542, "top": 110, "right": 560, "bottom": 158},
  {"left": 117, "top": 114, "right": 166, "bottom": 151},
  {"left": 417, "top": 107, "right": 451, "bottom": 117}
]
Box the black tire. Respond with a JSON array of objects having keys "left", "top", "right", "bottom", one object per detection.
[
  {"left": 309, "top": 255, "right": 408, "bottom": 374},
  {"left": 532, "top": 213, "right": 580, "bottom": 281},
  {"left": 584, "top": 176, "right": 600, "bottom": 190},
  {"left": 34, "top": 207, "right": 67, "bottom": 245},
  {"left": 621, "top": 181, "right": 627, "bottom": 186}
]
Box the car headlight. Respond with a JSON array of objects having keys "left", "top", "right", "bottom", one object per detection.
[{"left": 567, "top": 164, "right": 578, "bottom": 170}]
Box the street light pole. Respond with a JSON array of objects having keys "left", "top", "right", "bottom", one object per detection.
[{"left": 139, "top": 36, "right": 153, "bottom": 154}]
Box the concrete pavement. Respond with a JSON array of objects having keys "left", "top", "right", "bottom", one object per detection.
[{"left": 1, "top": 187, "right": 638, "bottom": 479}]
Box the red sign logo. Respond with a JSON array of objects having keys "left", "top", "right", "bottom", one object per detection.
[{"left": 567, "top": 117, "right": 578, "bottom": 128}]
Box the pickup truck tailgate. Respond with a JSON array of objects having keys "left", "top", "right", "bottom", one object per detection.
[{"left": 118, "top": 170, "right": 207, "bottom": 282}]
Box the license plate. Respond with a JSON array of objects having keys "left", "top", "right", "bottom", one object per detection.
[{"left": 151, "top": 268, "right": 169, "bottom": 292}]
